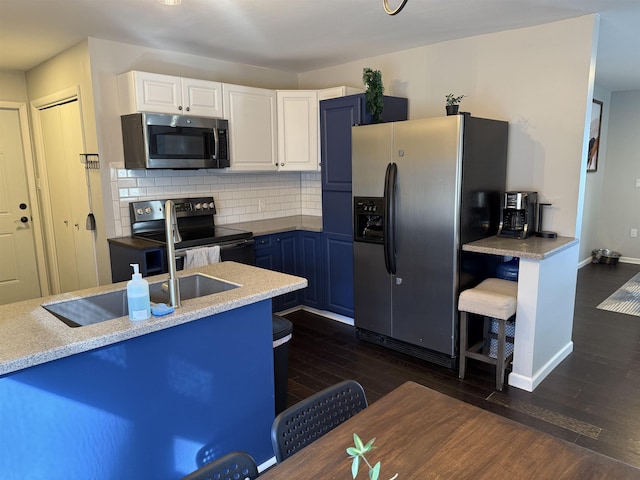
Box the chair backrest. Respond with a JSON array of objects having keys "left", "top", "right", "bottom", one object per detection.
[
  {"left": 181, "top": 450, "right": 259, "bottom": 480},
  {"left": 271, "top": 379, "right": 368, "bottom": 462}
]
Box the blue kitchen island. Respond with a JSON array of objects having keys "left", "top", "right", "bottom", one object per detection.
[{"left": 0, "top": 262, "right": 306, "bottom": 480}]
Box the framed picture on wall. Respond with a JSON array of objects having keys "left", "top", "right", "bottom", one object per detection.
[{"left": 587, "top": 99, "right": 603, "bottom": 172}]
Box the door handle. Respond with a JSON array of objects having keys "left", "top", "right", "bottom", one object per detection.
[
  {"left": 15, "top": 216, "right": 28, "bottom": 223},
  {"left": 384, "top": 162, "right": 397, "bottom": 275}
]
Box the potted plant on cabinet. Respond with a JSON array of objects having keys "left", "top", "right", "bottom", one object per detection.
[
  {"left": 363, "top": 68, "right": 385, "bottom": 123},
  {"left": 445, "top": 94, "right": 466, "bottom": 115}
]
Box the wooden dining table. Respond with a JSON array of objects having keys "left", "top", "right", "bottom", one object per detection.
[{"left": 259, "top": 381, "right": 639, "bottom": 479}]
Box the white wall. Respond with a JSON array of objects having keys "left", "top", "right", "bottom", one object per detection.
[
  {"left": 598, "top": 90, "right": 640, "bottom": 262},
  {"left": 579, "top": 85, "right": 611, "bottom": 263},
  {"left": 299, "top": 15, "right": 600, "bottom": 239},
  {"left": 0, "top": 71, "right": 28, "bottom": 101}
]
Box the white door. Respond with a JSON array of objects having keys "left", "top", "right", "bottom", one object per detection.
[
  {"left": 39, "top": 100, "right": 97, "bottom": 293},
  {"left": 182, "top": 78, "right": 223, "bottom": 117},
  {"left": 223, "top": 83, "right": 277, "bottom": 171},
  {"left": 0, "top": 107, "right": 41, "bottom": 304},
  {"left": 277, "top": 90, "right": 319, "bottom": 171}
]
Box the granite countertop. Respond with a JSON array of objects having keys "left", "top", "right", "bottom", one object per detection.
[
  {"left": 463, "top": 235, "right": 578, "bottom": 260},
  {"left": 0, "top": 262, "right": 306, "bottom": 377},
  {"left": 228, "top": 215, "right": 322, "bottom": 236}
]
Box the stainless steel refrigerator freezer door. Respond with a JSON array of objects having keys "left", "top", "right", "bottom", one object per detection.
[
  {"left": 391, "top": 117, "right": 463, "bottom": 355},
  {"left": 352, "top": 123, "right": 395, "bottom": 335},
  {"left": 352, "top": 123, "right": 394, "bottom": 197}
]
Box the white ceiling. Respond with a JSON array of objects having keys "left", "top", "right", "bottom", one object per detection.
[{"left": 1, "top": 0, "right": 638, "bottom": 92}]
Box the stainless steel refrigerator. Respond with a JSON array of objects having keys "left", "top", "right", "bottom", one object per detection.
[{"left": 352, "top": 115, "right": 508, "bottom": 368}]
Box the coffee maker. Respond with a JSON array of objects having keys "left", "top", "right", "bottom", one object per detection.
[{"left": 498, "top": 191, "right": 537, "bottom": 239}]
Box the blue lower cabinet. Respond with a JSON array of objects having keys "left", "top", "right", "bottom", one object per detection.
[
  {"left": 254, "top": 232, "right": 300, "bottom": 312},
  {"left": 298, "top": 231, "right": 324, "bottom": 309},
  {"left": 254, "top": 230, "right": 351, "bottom": 316},
  {"left": 277, "top": 232, "right": 300, "bottom": 311},
  {"left": 322, "top": 232, "right": 354, "bottom": 317},
  {"left": 254, "top": 231, "right": 326, "bottom": 313}
]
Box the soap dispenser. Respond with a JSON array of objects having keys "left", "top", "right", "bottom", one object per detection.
[{"left": 127, "top": 264, "right": 150, "bottom": 321}]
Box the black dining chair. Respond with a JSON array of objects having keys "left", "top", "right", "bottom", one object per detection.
[
  {"left": 181, "top": 450, "right": 259, "bottom": 480},
  {"left": 271, "top": 379, "right": 368, "bottom": 462}
]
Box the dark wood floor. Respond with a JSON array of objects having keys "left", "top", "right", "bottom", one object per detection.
[{"left": 283, "top": 262, "right": 640, "bottom": 468}]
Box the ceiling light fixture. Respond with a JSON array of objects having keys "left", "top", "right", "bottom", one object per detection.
[
  {"left": 157, "top": 0, "right": 182, "bottom": 5},
  {"left": 383, "top": 0, "right": 408, "bottom": 15}
]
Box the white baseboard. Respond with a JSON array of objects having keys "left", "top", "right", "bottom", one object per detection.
[
  {"left": 508, "top": 341, "right": 573, "bottom": 392},
  {"left": 578, "top": 257, "right": 593, "bottom": 268},
  {"left": 620, "top": 257, "right": 640, "bottom": 265},
  {"left": 579, "top": 256, "right": 640, "bottom": 268}
]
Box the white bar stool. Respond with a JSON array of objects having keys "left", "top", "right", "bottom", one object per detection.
[{"left": 458, "top": 278, "right": 517, "bottom": 390}]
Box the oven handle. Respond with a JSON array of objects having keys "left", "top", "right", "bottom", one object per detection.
[{"left": 174, "top": 238, "right": 255, "bottom": 258}]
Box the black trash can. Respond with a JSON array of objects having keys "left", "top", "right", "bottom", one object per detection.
[{"left": 272, "top": 315, "right": 293, "bottom": 416}]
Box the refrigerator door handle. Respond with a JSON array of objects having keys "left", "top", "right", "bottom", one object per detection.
[{"left": 384, "top": 162, "right": 397, "bottom": 275}]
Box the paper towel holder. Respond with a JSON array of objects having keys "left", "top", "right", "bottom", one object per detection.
[{"left": 535, "top": 203, "right": 557, "bottom": 238}]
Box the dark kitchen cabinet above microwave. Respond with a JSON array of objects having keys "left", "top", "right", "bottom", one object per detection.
[
  {"left": 117, "top": 71, "right": 223, "bottom": 117},
  {"left": 320, "top": 94, "right": 409, "bottom": 192}
]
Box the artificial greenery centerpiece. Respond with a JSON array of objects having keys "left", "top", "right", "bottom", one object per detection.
[
  {"left": 363, "top": 68, "right": 385, "bottom": 123},
  {"left": 347, "top": 433, "right": 398, "bottom": 480}
]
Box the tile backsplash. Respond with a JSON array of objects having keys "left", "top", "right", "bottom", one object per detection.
[{"left": 111, "top": 165, "right": 322, "bottom": 237}]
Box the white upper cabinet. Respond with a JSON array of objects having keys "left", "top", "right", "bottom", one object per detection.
[
  {"left": 117, "top": 71, "right": 223, "bottom": 117},
  {"left": 181, "top": 78, "right": 223, "bottom": 117},
  {"left": 318, "top": 86, "right": 364, "bottom": 101},
  {"left": 277, "top": 90, "right": 319, "bottom": 172},
  {"left": 223, "top": 83, "right": 277, "bottom": 171}
]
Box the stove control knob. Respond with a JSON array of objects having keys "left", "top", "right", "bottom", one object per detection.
[
  {"left": 144, "top": 207, "right": 151, "bottom": 214},
  {"left": 209, "top": 202, "right": 215, "bottom": 209},
  {"left": 136, "top": 208, "right": 143, "bottom": 215},
  {"left": 195, "top": 203, "right": 202, "bottom": 210}
]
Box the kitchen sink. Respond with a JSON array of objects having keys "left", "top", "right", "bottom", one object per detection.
[
  {"left": 42, "top": 274, "right": 240, "bottom": 328},
  {"left": 149, "top": 273, "right": 240, "bottom": 302}
]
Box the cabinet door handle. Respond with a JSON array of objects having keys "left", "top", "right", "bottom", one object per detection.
[
  {"left": 178, "top": 105, "right": 183, "bottom": 111},
  {"left": 185, "top": 106, "right": 190, "bottom": 112}
]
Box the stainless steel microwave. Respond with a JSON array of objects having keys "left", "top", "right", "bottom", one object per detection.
[{"left": 121, "top": 112, "right": 230, "bottom": 169}]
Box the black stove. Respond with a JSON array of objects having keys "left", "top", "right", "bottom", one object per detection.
[{"left": 130, "top": 197, "right": 253, "bottom": 250}]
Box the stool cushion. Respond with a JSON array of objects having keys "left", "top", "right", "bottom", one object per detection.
[{"left": 459, "top": 278, "right": 517, "bottom": 320}]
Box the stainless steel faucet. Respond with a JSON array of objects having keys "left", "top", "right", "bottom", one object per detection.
[{"left": 165, "top": 200, "right": 182, "bottom": 308}]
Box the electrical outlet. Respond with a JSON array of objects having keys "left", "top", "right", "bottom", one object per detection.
[
  {"left": 632, "top": 228, "right": 638, "bottom": 238},
  {"left": 258, "top": 199, "right": 266, "bottom": 212}
]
